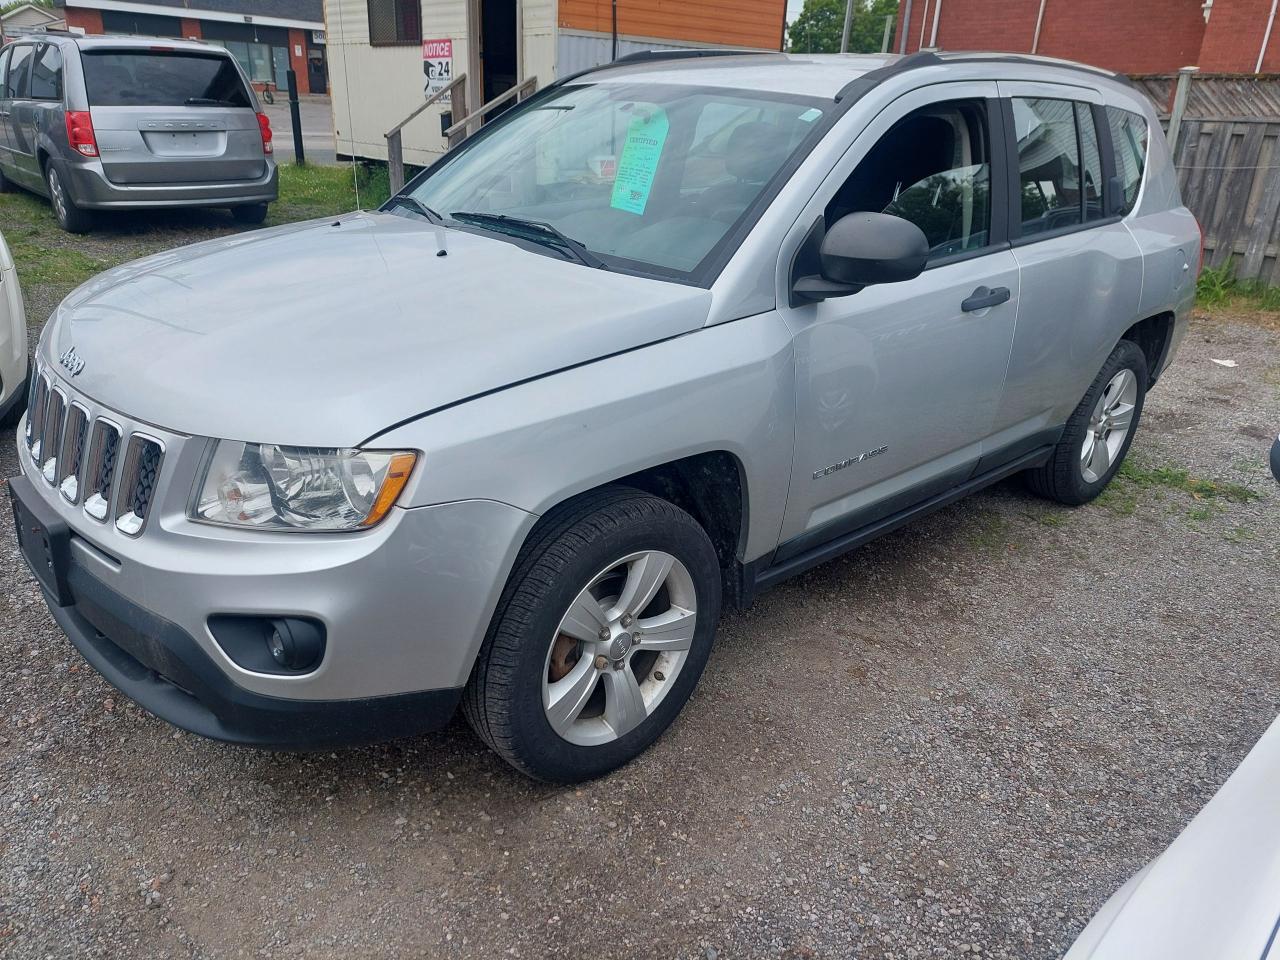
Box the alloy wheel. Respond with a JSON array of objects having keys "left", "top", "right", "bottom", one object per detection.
[
  {"left": 1081, "top": 368, "right": 1138, "bottom": 483},
  {"left": 48, "top": 168, "right": 68, "bottom": 225},
  {"left": 542, "top": 550, "right": 697, "bottom": 747}
]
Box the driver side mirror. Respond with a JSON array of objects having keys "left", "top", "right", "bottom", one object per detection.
[{"left": 791, "top": 212, "right": 930, "bottom": 303}]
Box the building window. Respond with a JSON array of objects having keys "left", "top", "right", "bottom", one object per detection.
[{"left": 367, "top": 0, "right": 421, "bottom": 46}]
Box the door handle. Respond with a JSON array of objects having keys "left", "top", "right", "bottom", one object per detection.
[{"left": 961, "top": 285, "right": 1011, "bottom": 312}]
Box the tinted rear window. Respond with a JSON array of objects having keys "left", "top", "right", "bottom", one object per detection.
[{"left": 81, "top": 50, "right": 251, "bottom": 108}]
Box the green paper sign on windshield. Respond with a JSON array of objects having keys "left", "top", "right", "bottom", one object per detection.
[{"left": 610, "top": 108, "right": 669, "bottom": 216}]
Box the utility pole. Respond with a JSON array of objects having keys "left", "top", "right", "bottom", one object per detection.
[{"left": 840, "top": 0, "right": 855, "bottom": 53}]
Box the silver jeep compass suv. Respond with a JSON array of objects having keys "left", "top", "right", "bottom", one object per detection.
[{"left": 10, "top": 51, "right": 1200, "bottom": 782}]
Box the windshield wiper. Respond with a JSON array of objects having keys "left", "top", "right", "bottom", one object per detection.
[
  {"left": 184, "top": 97, "right": 236, "bottom": 106},
  {"left": 449, "top": 211, "right": 605, "bottom": 268},
  {"left": 384, "top": 194, "right": 447, "bottom": 224}
]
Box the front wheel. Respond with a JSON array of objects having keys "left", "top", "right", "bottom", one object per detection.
[
  {"left": 463, "top": 488, "right": 722, "bottom": 782},
  {"left": 1027, "top": 339, "right": 1148, "bottom": 505}
]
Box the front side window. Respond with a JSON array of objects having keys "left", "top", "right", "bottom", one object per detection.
[
  {"left": 367, "top": 0, "right": 421, "bottom": 45},
  {"left": 1014, "top": 97, "right": 1082, "bottom": 236},
  {"left": 827, "top": 99, "right": 992, "bottom": 261},
  {"left": 407, "top": 82, "right": 827, "bottom": 277},
  {"left": 29, "top": 44, "right": 62, "bottom": 101},
  {"left": 1076, "top": 102, "right": 1104, "bottom": 221},
  {"left": 81, "top": 51, "right": 251, "bottom": 107},
  {"left": 1107, "top": 107, "right": 1148, "bottom": 216},
  {"left": 5, "top": 44, "right": 33, "bottom": 100},
  {"left": 0, "top": 49, "right": 11, "bottom": 98}
]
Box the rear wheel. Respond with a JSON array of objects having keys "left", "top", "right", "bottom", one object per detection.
[
  {"left": 1026, "top": 339, "right": 1148, "bottom": 505},
  {"left": 231, "top": 204, "right": 269, "bottom": 225},
  {"left": 463, "top": 488, "right": 722, "bottom": 782},
  {"left": 45, "top": 163, "right": 93, "bottom": 234}
]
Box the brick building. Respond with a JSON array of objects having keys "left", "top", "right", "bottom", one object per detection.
[
  {"left": 896, "top": 0, "right": 1280, "bottom": 75},
  {"left": 52, "top": 0, "right": 329, "bottom": 93}
]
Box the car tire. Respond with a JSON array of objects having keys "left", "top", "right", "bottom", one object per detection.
[
  {"left": 1026, "top": 339, "right": 1148, "bottom": 506},
  {"left": 0, "top": 163, "right": 12, "bottom": 193},
  {"left": 0, "top": 370, "right": 29, "bottom": 427},
  {"left": 44, "top": 163, "right": 93, "bottom": 234},
  {"left": 231, "top": 204, "right": 269, "bottom": 225},
  {"left": 463, "top": 487, "right": 722, "bottom": 783}
]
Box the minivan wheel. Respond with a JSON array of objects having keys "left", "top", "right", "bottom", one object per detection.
[
  {"left": 463, "top": 487, "right": 721, "bottom": 782},
  {"left": 45, "top": 164, "right": 93, "bottom": 234},
  {"left": 231, "top": 204, "right": 269, "bottom": 225},
  {"left": 1026, "top": 339, "right": 1148, "bottom": 505}
]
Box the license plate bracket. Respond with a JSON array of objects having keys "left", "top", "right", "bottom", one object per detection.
[{"left": 8, "top": 475, "right": 73, "bottom": 606}]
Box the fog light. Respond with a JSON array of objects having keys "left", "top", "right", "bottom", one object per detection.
[{"left": 266, "top": 618, "right": 324, "bottom": 671}]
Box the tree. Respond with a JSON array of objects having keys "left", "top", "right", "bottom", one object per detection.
[
  {"left": 786, "top": 0, "right": 900, "bottom": 55},
  {"left": 1, "top": 0, "right": 54, "bottom": 11}
]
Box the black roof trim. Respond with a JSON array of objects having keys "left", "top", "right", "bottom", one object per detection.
[
  {"left": 833, "top": 51, "right": 941, "bottom": 103},
  {"left": 611, "top": 48, "right": 774, "bottom": 65}
]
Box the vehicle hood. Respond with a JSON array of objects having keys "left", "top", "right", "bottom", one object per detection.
[
  {"left": 43, "top": 212, "right": 712, "bottom": 446},
  {"left": 1064, "top": 713, "right": 1280, "bottom": 960}
]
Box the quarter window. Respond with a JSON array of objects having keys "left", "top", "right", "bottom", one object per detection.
[
  {"left": 30, "top": 44, "right": 62, "bottom": 101},
  {"left": 367, "top": 0, "right": 421, "bottom": 46},
  {"left": 1014, "top": 97, "right": 1082, "bottom": 236},
  {"left": 5, "top": 44, "right": 33, "bottom": 100},
  {"left": 828, "top": 99, "right": 992, "bottom": 261},
  {"left": 1107, "top": 107, "right": 1148, "bottom": 216},
  {"left": 0, "top": 49, "right": 10, "bottom": 97}
]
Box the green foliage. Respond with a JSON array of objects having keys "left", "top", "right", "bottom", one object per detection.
[
  {"left": 1, "top": 0, "right": 53, "bottom": 12},
  {"left": 1196, "top": 264, "right": 1280, "bottom": 311},
  {"left": 787, "top": 0, "right": 900, "bottom": 55}
]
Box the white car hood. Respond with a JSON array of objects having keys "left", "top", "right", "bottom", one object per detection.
[
  {"left": 1066, "top": 714, "right": 1280, "bottom": 959},
  {"left": 42, "top": 212, "right": 712, "bottom": 447}
]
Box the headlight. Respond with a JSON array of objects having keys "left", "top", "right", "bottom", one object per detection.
[{"left": 192, "top": 442, "right": 417, "bottom": 531}]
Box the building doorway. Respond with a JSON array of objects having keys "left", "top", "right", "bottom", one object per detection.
[{"left": 478, "top": 0, "right": 517, "bottom": 117}]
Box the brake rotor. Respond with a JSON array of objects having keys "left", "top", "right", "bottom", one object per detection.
[{"left": 548, "top": 633, "right": 580, "bottom": 682}]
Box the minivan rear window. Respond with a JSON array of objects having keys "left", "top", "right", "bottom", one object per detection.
[{"left": 81, "top": 50, "right": 251, "bottom": 108}]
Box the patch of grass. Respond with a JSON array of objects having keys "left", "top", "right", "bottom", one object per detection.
[
  {"left": 1117, "top": 460, "right": 1260, "bottom": 503},
  {"left": 267, "top": 162, "right": 390, "bottom": 224},
  {"left": 1197, "top": 265, "right": 1280, "bottom": 313},
  {"left": 966, "top": 511, "right": 1014, "bottom": 552},
  {"left": 1225, "top": 526, "right": 1256, "bottom": 543}
]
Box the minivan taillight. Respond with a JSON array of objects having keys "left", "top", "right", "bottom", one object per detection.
[
  {"left": 65, "top": 111, "right": 98, "bottom": 157},
  {"left": 256, "top": 112, "right": 273, "bottom": 155}
]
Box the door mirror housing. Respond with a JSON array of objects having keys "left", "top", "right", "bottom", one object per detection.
[{"left": 792, "top": 212, "right": 930, "bottom": 303}]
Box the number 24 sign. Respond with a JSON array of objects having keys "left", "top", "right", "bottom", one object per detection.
[{"left": 423, "top": 39, "right": 453, "bottom": 96}]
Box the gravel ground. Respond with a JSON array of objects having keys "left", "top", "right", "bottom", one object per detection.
[{"left": 1, "top": 309, "right": 1278, "bottom": 960}]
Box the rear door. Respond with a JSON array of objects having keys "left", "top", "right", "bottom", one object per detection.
[
  {"left": 0, "top": 46, "right": 12, "bottom": 172},
  {"left": 80, "top": 47, "right": 266, "bottom": 185},
  {"left": 0, "top": 44, "right": 35, "bottom": 186},
  {"left": 989, "top": 81, "right": 1145, "bottom": 447},
  {"left": 11, "top": 43, "right": 63, "bottom": 183}
]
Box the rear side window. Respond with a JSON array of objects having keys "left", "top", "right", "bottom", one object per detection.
[
  {"left": 828, "top": 99, "right": 992, "bottom": 261},
  {"left": 5, "top": 44, "right": 33, "bottom": 99},
  {"left": 81, "top": 51, "right": 251, "bottom": 108},
  {"left": 1107, "top": 107, "right": 1148, "bottom": 216},
  {"left": 1013, "top": 97, "right": 1083, "bottom": 236},
  {"left": 30, "top": 44, "right": 62, "bottom": 101},
  {"left": 0, "top": 49, "right": 10, "bottom": 96}
]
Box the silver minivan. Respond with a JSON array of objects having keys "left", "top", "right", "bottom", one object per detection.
[
  {"left": 10, "top": 51, "right": 1200, "bottom": 781},
  {"left": 0, "top": 33, "right": 277, "bottom": 232}
]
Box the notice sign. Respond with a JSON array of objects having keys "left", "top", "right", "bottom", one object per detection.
[
  {"left": 423, "top": 39, "right": 453, "bottom": 96},
  {"left": 610, "top": 108, "right": 669, "bottom": 215}
]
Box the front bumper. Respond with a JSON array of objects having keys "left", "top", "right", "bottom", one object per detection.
[
  {"left": 11, "top": 402, "right": 538, "bottom": 746},
  {"left": 63, "top": 161, "right": 279, "bottom": 210}
]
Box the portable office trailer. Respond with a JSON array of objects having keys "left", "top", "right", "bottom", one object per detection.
[{"left": 325, "top": 0, "right": 785, "bottom": 166}]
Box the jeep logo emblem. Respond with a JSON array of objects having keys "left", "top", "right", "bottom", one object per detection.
[{"left": 59, "top": 347, "right": 85, "bottom": 377}]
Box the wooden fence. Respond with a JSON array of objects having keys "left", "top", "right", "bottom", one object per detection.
[{"left": 1134, "top": 73, "right": 1280, "bottom": 283}]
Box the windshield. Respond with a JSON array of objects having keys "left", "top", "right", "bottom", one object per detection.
[{"left": 406, "top": 82, "right": 828, "bottom": 278}]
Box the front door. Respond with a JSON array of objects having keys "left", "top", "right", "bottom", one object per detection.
[
  {"left": 777, "top": 83, "right": 1020, "bottom": 554},
  {"left": 0, "top": 44, "right": 35, "bottom": 186}
]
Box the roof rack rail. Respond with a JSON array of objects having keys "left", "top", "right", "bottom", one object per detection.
[{"left": 611, "top": 48, "right": 773, "bottom": 65}]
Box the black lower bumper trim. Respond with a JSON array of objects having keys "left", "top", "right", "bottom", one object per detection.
[
  {"left": 9, "top": 473, "right": 461, "bottom": 749},
  {"left": 48, "top": 565, "right": 463, "bottom": 748}
]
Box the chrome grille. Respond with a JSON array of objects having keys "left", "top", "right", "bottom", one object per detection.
[
  {"left": 58, "top": 403, "right": 90, "bottom": 503},
  {"left": 83, "top": 419, "right": 121, "bottom": 522},
  {"left": 39, "top": 389, "right": 66, "bottom": 484},
  {"left": 26, "top": 361, "right": 167, "bottom": 536},
  {"left": 26, "top": 373, "right": 48, "bottom": 455},
  {"left": 115, "top": 436, "right": 163, "bottom": 536}
]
